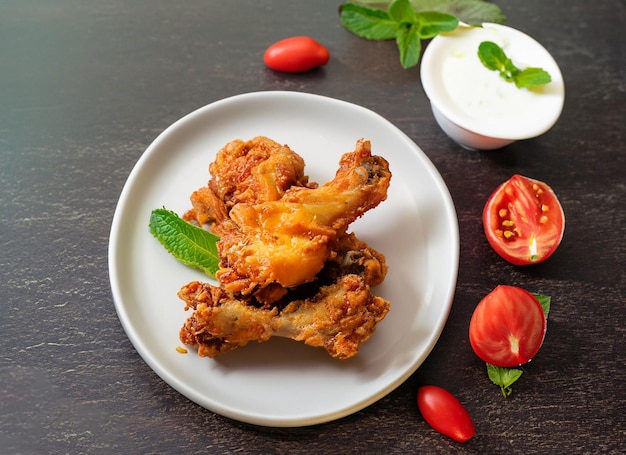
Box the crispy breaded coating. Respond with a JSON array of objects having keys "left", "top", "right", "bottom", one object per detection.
[
  {"left": 178, "top": 233, "right": 390, "bottom": 359},
  {"left": 184, "top": 136, "right": 312, "bottom": 226},
  {"left": 177, "top": 137, "right": 391, "bottom": 359}
]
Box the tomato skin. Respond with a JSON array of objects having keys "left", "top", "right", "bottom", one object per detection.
[
  {"left": 483, "top": 174, "right": 565, "bottom": 265},
  {"left": 263, "top": 36, "right": 330, "bottom": 73},
  {"left": 469, "top": 285, "right": 547, "bottom": 367},
  {"left": 417, "top": 385, "right": 475, "bottom": 443}
]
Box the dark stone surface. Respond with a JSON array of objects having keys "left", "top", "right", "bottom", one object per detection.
[{"left": 1, "top": 1, "right": 624, "bottom": 453}]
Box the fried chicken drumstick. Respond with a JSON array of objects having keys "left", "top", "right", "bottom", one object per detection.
[
  {"left": 179, "top": 234, "right": 389, "bottom": 359},
  {"left": 178, "top": 136, "right": 392, "bottom": 359}
]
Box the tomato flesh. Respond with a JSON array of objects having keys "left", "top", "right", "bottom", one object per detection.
[
  {"left": 263, "top": 36, "right": 330, "bottom": 73},
  {"left": 483, "top": 174, "right": 564, "bottom": 265},
  {"left": 417, "top": 385, "right": 475, "bottom": 443},
  {"left": 469, "top": 285, "right": 547, "bottom": 367}
]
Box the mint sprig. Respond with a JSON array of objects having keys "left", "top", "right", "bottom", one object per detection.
[
  {"left": 485, "top": 293, "right": 551, "bottom": 397},
  {"left": 149, "top": 208, "right": 220, "bottom": 278},
  {"left": 340, "top": 0, "right": 459, "bottom": 68},
  {"left": 477, "top": 41, "right": 552, "bottom": 89}
]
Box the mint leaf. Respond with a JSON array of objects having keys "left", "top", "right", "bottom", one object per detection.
[
  {"left": 339, "top": 3, "right": 397, "bottom": 40},
  {"left": 396, "top": 23, "right": 421, "bottom": 69},
  {"left": 149, "top": 208, "right": 220, "bottom": 278},
  {"left": 477, "top": 40, "right": 514, "bottom": 75},
  {"left": 487, "top": 363, "right": 523, "bottom": 398},
  {"left": 352, "top": 0, "right": 505, "bottom": 25},
  {"left": 478, "top": 41, "right": 552, "bottom": 89},
  {"left": 514, "top": 67, "right": 552, "bottom": 89},
  {"left": 415, "top": 11, "right": 458, "bottom": 39},
  {"left": 410, "top": 0, "right": 505, "bottom": 25},
  {"left": 533, "top": 293, "right": 551, "bottom": 318},
  {"left": 388, "top": 0, "right": 417, "bottom": 23}
]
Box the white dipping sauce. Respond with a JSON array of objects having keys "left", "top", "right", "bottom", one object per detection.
[
  {"left": 421, "top": 23, "right": 565, "bottom": 143},
  {"left": 441, "top": 27, "right": 541, "bottom": 120}
]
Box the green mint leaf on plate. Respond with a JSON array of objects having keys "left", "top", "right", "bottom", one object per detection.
[
  {"left": 478, "top": 41, "right": 552, "bottom": 89},
  {"left": 533, "top": 293, "right": 551, "bottom": 318},
  {"left": 487, "top": 363, "right": 523, "bottom": 398},
  {"left": 149, "top": 208, "right": 220, "bottom": 278}
]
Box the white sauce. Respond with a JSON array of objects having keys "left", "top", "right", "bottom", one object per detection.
[{"left": 441, "top": 27, "right": 544, "bottom": 121}]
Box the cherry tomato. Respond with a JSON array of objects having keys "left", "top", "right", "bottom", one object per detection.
[
  {"left": 417, "top": 385, "right": 475, "bottom": 443},
  {"left": 469, "top": 285, "right": 547, "bottom": 367},
  {"left": 263, "top": 36, "right": 330, "bottom": 73},
  {"left": 483, "top": 174, "right": 565, "bottom": 265}
]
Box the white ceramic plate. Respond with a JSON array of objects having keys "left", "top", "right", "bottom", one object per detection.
[{"left": 109, "top": 91, "right": 459, "bottom": 427}]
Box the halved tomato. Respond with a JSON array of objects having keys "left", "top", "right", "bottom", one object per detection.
[
  {"left": 469, "top": 285, "right": 547, "bottom": 367},
  {"left": 483, "top": 174, "right": 565, "bottom": 265}
]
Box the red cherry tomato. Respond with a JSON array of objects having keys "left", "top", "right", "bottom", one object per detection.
[
  {"left": 469, "top": 285, "right": 547, "bottom": 367},
  {"left": 263, "top": 36, "right": 330, "bottom": 73},
  {"left": 483, "top": 174, "right": 565, "bottom": 265},
  {"left": 417, "top": 385, "right": 475, "bottom": 443}
]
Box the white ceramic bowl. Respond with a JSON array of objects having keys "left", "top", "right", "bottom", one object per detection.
[{"left": 421, "top": 23, "right": 565, "bottom": 150}]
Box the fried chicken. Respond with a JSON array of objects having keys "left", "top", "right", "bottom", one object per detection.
[
  {"left": 178, "top": 234, "right": 390, "bottom": 359},
  {"left": 215, "top": 138, "right": 391, "bottom": 296},
  {"left": 176, "top": 136, "right": 392, "bottom": 359},
  {"left": 184, "top": 136, "right": 313, "bottom": 226}
]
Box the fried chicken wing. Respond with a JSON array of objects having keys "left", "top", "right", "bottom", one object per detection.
[
  {"left": 216, "top": 138, "right": 391, "bottom": 295},
  {"left": 184, "top": 136, "right": 312, "bottom": 226}
]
